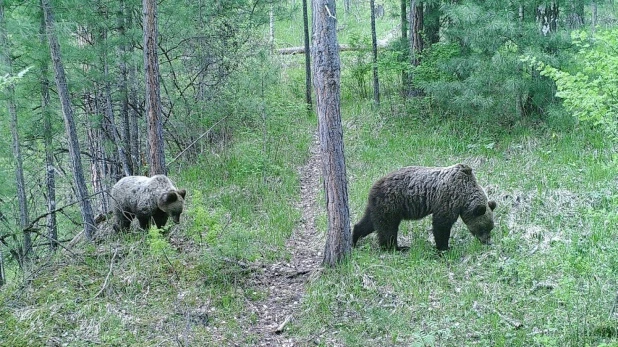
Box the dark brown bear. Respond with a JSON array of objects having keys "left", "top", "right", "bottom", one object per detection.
[
  {"left": 353, "top": 164, "right": 497, "bottom": 251},
  {"left": 111, "top": 175, "right": 186, "bottom": 231}
]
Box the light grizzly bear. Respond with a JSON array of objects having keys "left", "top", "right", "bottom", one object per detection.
[
  {"left": 111, "top": 175, "right": 186, "bottom": 231},
  {"left": 353, "top": 164, "right": 497, "bottom": 251}
]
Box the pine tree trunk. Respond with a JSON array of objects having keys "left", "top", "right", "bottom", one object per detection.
[
  {"left": 126, "top": 2, "right": 141, "bottom": 173},
  {"left": 143, "top": 0, "right": 166, "bottom": 175},
  {"left": 370, "top": 0, "right": 380, "bottom": 106},
  {"left": 407, "top": 0, "right": 424, "bottom": 97},
  {"left": 117, "top": 0, "right": 133, "bottom": 176},
  {"left": 302, "top": 0, "right": 312, "bottom": 111},
  {"left": 39, "top": 18, "right": 57, "bottom": 251},
  {"left": 400, "top": 0, "right": 408, "bottom": 92},
  {"left": 41, "top": 0, "right": 96, "bottom": 240},
  {"left": 100, "top": 25, "right": 131, "bottom": 178},
  {"left": 0, "top": 2, "right": 31, "bottom": 260},
  {"left": 312, "top": 0, "right": 351, "bottom": 267}
]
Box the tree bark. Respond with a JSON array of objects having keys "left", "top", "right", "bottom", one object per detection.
[
  {"left": 302, "top": 0, "right": 312, "bottom": 111},
  {"left": 117, "top": 0, "right": 134, "bottom": 176},
  {"left": 143, "top": 0, "right": 166, "bottom": 175},
  {"left": 99, "top": 23, "right": 131, "bottom": 178},
  {"left": 0, "top": 1, "right": 31, "bottom": 260},
  {"left": 400, "top": 0, "right": 408, "bottom": 91},
  {"left": 312, "top": 0, "right": 351, "bottom": 266},
  {"left": 370, "top": 0, "right": 380, "bottom": 106},
  {"left": 41, "top": 0, "right": 96, "bottom": 241},
  {"left": 39, "top": 17, "right": 57, "bottom": 251},
  {"left": 409, "top": 0, "right": 423, "bottom": 67},
  {"left": 537, "top": 2, "right": 559, "bottom": 35}
]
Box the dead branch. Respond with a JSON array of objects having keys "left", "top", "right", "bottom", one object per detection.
[
  {"left": 92, "top": 248, "right": 118, "bottom": 299},
  {"left": 274, "top": 314, "right": 292, "bottom": 334}
]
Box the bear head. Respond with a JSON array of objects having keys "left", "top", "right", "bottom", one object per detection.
[
  {"left": 461, "top": 200, "right": 497, "bottom": 245},
  {"left": 157, "top": 189, "right": 187, "bottom": 224}
]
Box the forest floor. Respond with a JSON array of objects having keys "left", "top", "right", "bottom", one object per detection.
[{"left": 235, "top": 135, "right": 330, "bottom": 345}]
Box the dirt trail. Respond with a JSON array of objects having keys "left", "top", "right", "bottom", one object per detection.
[{"left": 245, "top": 136, "right": 325, "bottom": 346}]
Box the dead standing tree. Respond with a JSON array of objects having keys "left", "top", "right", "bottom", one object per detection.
[
  {"left": 143, "top": 0, "right": 166, "bottom": 175},
  {"left": 312, "top": 0, "right": 352, "bottom": 266}
]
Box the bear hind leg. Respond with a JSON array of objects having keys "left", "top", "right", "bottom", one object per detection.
[
  {"left": 113, "top": 209, "right": 133, "bottom": 232},
  {"left": 375, "top": 218, "right": 404, "bottom": 251},
  {"left": 352, "top": 213, "right": 374, "bottom": 247}
]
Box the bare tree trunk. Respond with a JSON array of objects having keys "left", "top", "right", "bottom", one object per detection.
[
  {"left": 400, "top": 0, "right": 408, "bottom": 92},
  {"left": 370, "top": 0, "right": 380, "bottom": 106},
  {"left": 99, "top": 25, "right": 131, "bottom": 178},
  {"left": 117, "top": 0, "right": 133, "bottom": 176},
  {"left": 126, "top": 2, "right": 141, "bottom": 174},
  {"left": 407, "top": 0, "right": 424, "bottom": 97},
  {"left": 537, "top": 2, "right": 559, "bottom": 35},
  {"left": 409, "top": 1, "right": 423, "bottom": 67},
  {"left": 40, "top": 17, "right": 57, "bottom": 251},
  {"left": 312, "top": 0, "right": 351, "bottom": 267},
  {"left": 566, "top": 0, "right": 584, "bottom": 29},
  {"left": 143, "top": 0, "right": 166, "bottom": 175},
  {"left": 41, "top": 0, "right": 96, "bottom": 240},
  {"left": 302, "top": 0, "right": 312, "bottom": 111},
  {"left": 0, "top": 1, "right": 31, "bottom": 260}
]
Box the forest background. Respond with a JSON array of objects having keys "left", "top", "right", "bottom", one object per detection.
[{"left": 1, "top": 0, "right": 618, "bottom": 345}]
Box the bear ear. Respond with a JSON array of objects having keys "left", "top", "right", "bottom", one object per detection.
[
  {"left": 161, "top": 191, "right": 178, "bottom": 204},
  {"left": 177, "top": 189, "right": 187, "bottom": 199},
  {"left": 472, "top": 204, "right": 487, "bottom": 216},
  {"left": 488, "top": 200, "right": 497, "bottom": 211},
  {"left": 458, "top": 164, "right": 473, "bottom": 175}
]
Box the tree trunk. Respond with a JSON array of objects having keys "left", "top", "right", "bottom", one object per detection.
[
  {"left": 410, "top": 1, "right": 423, "bottom": 66},
  {"left": 0, "top": 1, "right": 31, "bottom": 260},
  {"left": 126, "top": 2, "right": 141, "bottom": 174},
  {"left": 143, "top": 0, "right": 166, "bottom": 175},
  {"left": 400, "top": 0, "right": 408, "bottom": 92},
  {"left": 407, "top": 0, "right": 424, "bottom": 97},
  {"left": 370, "top": 0, "right": 380, "bottom": 106},
  {"left": 40, "top": 17, "right": 57, "bottom": 251},
  {"left": 117, "top": 0, "right": 134, "bottom": 176},
  {"left": 302, "top": 0, "right": 312, "bottom": 111},
  {"left": 312, "top": 0, "right": 351, "bottom": 267},
  {"left": 41, "top": 0, "right": 96, "bottom": 241},
  {"left": 537, "top": 2, "right": 559, "bottom": 35},
  {"left": 566, "top": 0, "right": 584, "bottom": 29},
  {"left": 99, "top": 24, "right": 131, "bottom": 178}
]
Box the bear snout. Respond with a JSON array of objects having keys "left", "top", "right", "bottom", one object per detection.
[{"left": 476, "top": 233, "right": 491, "bottom": 245}]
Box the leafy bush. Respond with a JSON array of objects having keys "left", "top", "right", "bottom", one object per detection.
[{"left": 525, "top": 29, "right": 618, "bottom": 139}]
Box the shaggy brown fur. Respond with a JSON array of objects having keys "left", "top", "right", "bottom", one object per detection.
[
  {"left": 353, "top": 164, "right": 497, "bottom": 251},
  {"left": 111, "top": 175, "right": 187, "bottom": 231}
]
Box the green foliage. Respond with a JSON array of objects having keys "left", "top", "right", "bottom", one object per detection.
[
  {"left": 525, "top": 29, "right": 618, "bottom": 139},
  {"left": 416, "top": 1, "right": 568, "bottom": 121},
  {"left": 147, "top": 226, "right": 173, "bottom": 256}
]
